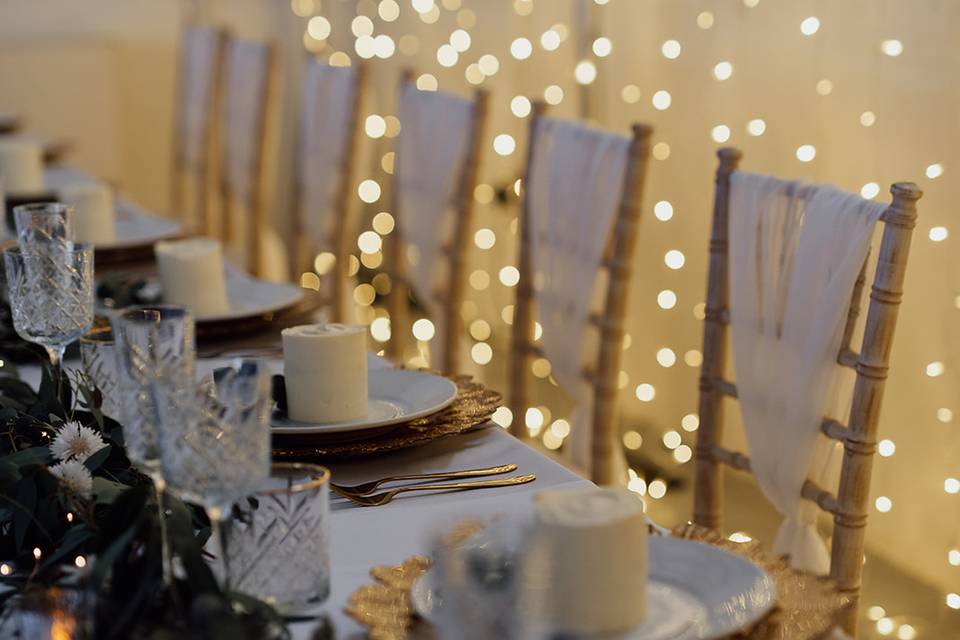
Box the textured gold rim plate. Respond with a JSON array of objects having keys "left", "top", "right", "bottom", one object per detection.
[
  {"left": 345, "top": 522, "right": 850, "bottom": 640},
  {"left": 272, "top": 375, "right": 502, "bottom": 460}
]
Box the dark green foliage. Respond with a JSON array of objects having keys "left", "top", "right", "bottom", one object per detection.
[{"left": 0, "top": 360, "right": 325, "bottom": 638}]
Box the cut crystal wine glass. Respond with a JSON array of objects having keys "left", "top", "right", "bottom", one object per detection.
[
  {"left": 151, "top": 358, "right": 273, "bottom": 588},
  {"left": 13, "top": 202, "right": 73, "bottom": 248},
  {"left": 110, "top": 305, "right": 195, "bottom": 587},
  {"left": 3, "top": 243, "right": 94, "bottom": 368},
  {"left": 79, "top": 326, "right": 122, "bottom": 419},
  {"left": 110, "top": 305, "right": 195, "bottom": 474}
]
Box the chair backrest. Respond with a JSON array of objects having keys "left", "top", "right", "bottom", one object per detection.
[
  {"left": 292, "top": 59, "right": 365, "bottom": 322},
  {"left": 385, "top": 70, "right": 488, "bottom": 374},
  {"left": 170, "top": 25, "right": 226, "bottom": 230},
  {"left": 508, "top": 103, "right": 653, "bottom": 484},
  {"left": 219, "top": 37, "right": 276, "bottom": 277},
  {"left": 692, "top": 147, "right": 921, "bottom": 636}
]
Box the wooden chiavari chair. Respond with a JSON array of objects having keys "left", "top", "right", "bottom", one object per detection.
[
  {"left": 218, "top": 37, "right": 277, "bottom": 278},
  {"left": 692, "top": 147, "right": 922, "bottom": 635},
  {"left": 508, "top": 103, "right": 653, "bottom": 484},
  {"left": 385, "top": 70, "right": 488, "bottom": 374},
  {"left": 291, "top": 60, "right": 366, "bottom": 322},
  {"left": 170, "top": 25, "right": 226, "bottom": 233}
]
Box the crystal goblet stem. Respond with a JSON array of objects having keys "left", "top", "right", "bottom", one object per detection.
[
  {"left": 207, "top": 505, "right": 231, "bottom": 590},
  {"left": 44, "top": 345, "right": 65, "bottom": 368}
]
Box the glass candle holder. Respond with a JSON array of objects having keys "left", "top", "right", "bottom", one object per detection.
[{"left": 222, "top": 463, "right": 331, "bottom": 612}]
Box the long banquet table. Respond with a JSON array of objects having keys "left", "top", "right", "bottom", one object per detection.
[{"left": 15, "top": 355, "right": 590, "bottom": 639}]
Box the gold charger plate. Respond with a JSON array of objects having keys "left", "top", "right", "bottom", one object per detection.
[
  {"left": 344, "top": 522, "right": 850, "bottom": 640},
  {"left": 272, "top": 375, "right": 501, "bottom": 460}
]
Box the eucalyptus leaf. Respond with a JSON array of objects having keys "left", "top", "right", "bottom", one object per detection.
[
  {"left": 1, "top": 446, "right": 52, "bottom": 469},
  {"left": 13, "top": 475, "right": 37, "bottom": 551},
  {"left": 39, "top": 525, "right": 93, "bottom": 571},
  {"left": 84, "top": 445, "right": 112, "bottom": 472},
  {"left": 91, "top": 524, "right": 137, "bottom": 588},
  {"left": 0, "top": 464, "right": 21, "bottom": 491},
  {"left": 93, "top": 477, "right": 129, "bottom": 505}
]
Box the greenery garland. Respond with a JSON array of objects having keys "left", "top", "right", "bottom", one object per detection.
[{"left": 0, "top": 358, "right": 333, "bottom": 639}]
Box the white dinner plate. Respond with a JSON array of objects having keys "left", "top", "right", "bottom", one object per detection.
[
  {"left": 96, "top": 268, "right": 305, "bottom": 323},
  {"left": 411, "top": 536, "right": 775, "bottom": 640},
  {"left": 97, "top": 198, "right": 181, "bottom": 250},
  {"left": 199, "top": 269, "right": 305, "bottom": 322},
  {"left": 272, "top": 368, "right": 458, "bottom": 435},
  {"left": 44, "top": 168, "right": 182, "bottom": 249}
]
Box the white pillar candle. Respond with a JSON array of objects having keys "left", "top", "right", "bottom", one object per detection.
[
  {"left": 281, "top": 323, "right": 368, "bottom": 423},
  {"left": 154, "top": 238, "right": 230, "bottom": 317},
  {"left": 529, "top": 486, "right": 648, "bottom": 635},
  {"left": 0, "top": 139, "right": 43, "bottom": 194},
  {"left": 58, "top": 181, "right": 116, "bottom": 243}
]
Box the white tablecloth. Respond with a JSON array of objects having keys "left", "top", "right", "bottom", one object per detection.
[
  {"left": 15, "top": 357, "right": 588, "bottom": 639},
  {"left": 306, "top": 426, "right": 588, "bottom": 639}
]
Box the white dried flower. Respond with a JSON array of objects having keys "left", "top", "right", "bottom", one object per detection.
[
  {"left": 50, "top": 421, "right": 106, "bottom": 463},
  {"left": 49, "top": 460, "right": 93, "bottom": 499}
]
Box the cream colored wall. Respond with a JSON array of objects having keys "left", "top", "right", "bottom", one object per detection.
[
  {"left": 0, "top": 0, "right": 299, "bottom": 228},
  {"left": 0, "top": 0, "right": 180, "bottom": 211}
]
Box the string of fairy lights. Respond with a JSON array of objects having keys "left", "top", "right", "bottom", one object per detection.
[{"left": 288, "top": 0, "right": 957, "bottom": 633}]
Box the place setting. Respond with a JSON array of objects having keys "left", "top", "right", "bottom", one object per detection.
[
  {"left": 0, "top": 148, "right": 183, "bottom": 267},
  {"left": 96, "top": 236, "right": 307, "bottom": 338},
  {"left": 347, "top": 488, "right": 849, "bottom": 640}
]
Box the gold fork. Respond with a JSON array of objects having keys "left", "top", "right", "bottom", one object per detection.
[
  {"left": 330, "top": 464, "right": 518, "bottom": 497},
  {"left": 336, "top": 474, "right": 536, "bottom": 507}
]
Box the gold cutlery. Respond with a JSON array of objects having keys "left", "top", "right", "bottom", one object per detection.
[
  {"left": 330, "top": 464, "right": 519, "bottom": 497},
  {"left": 336, "top": 474, "right": 536, "bottom": 507}
]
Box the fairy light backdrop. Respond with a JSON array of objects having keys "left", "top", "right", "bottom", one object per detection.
[{"left": 286, "top": 0, "right": 960, "bottom": 633}]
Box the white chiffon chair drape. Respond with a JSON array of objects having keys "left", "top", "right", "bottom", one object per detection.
[
  {"left": 394, "top": 84, "right": 474, "bottom": 352},
  {"left": 220, "top": 38, "right": 286, "bottom": 281},
  {"left": 727, "top": 172, "right": 885, "bottom": 573},
  {"left": 299, "top": 62, "right": 353, "bottom": 253},
  {"left": 526, "top": 118, "right": 631, "bottom": 477},
  {"left": 297, "top": 61, "right": 357, "bottom": 319},
  {"left": 172, "top": 26, "right": 224, "bottom": 229}
]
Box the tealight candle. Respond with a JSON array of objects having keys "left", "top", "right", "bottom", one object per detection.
[
  {"left": 154, "top": 238, "right": 229, "bottom": 317},
  {"left": 0, "top": 139, "right": 43, "bottom": 194},
  {"left": 282, "top": 323, "right": 368, "bottom": 423},
  {"left": 529, "top": 486, "right": 648, "bottom": 634},
  {"left": 58, "top": 181, "right": 116, "bottom": 243}
]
